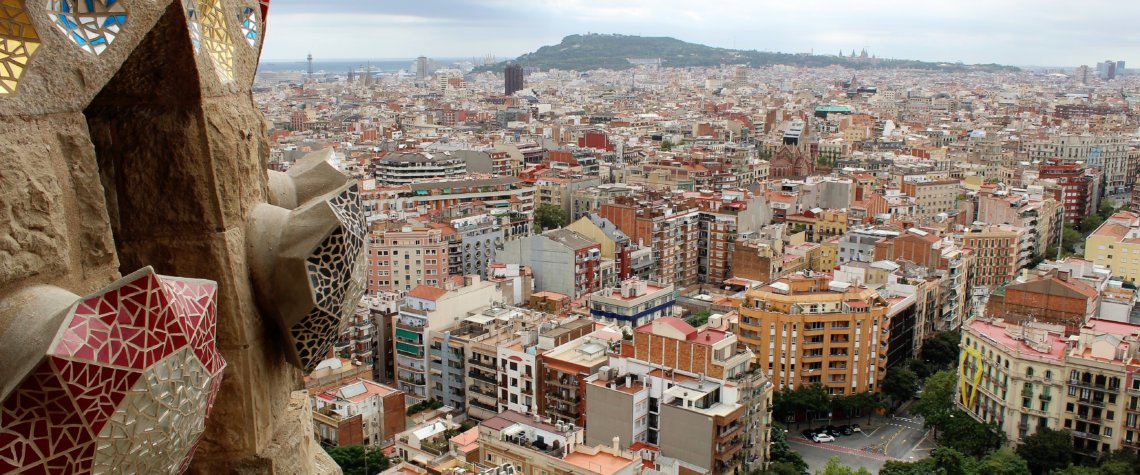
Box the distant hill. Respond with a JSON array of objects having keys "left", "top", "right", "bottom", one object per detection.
[{"left": 474, "top": 34, "right": 1017, "bottom": 73}]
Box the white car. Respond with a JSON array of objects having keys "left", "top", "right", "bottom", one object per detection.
[{"left": 812, "top": 433, "right": 835, "bottom": 443}]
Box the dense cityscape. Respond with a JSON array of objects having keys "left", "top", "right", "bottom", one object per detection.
[
  {"left": 4, "top": 1, "right": 1140, "bottom": 474},
  {"left": 255, "top": 50, "right": 1140, "bottom": 475}
]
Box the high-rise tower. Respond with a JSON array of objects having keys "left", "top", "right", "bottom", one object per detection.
[{"left": 504, "top": 62, "right": 523, "bottom": 96}]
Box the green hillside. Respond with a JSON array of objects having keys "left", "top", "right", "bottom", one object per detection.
[{"left": 475, "top": 34, "right": 1017, "bottom": 73}]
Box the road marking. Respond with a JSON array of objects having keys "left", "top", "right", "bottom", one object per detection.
[{"left": 789, "top": 437, "right": 896, "bottom": 462}]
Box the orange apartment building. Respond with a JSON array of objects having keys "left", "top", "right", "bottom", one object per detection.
[{"left": 738, "top": 273, "right": 891, "bottom": 395}]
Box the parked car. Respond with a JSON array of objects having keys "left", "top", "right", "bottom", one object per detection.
[
  {"left": 838, "top": 425, "right": 853, "bottom": 435},
  {"left": 812, "top": 433, "right": 836, "bottom": 443},
  {"left": 851, "top": 424, "right": 862, "bottom": 433},
  {"left": 800, "top": 429, "right": 815, "bottom": 439}
]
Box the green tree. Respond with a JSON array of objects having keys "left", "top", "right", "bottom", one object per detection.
[
  {"left": 848, "top": 391, "right": 882, "bottom": 424},
  {"left": 1097, "top": 449, "right": 1139, "bottom": 475},
  {"left": 1081, "top": 214, "right": 1105, "bottom": 234},
  {"left": 799, "top": 384, "right": 831, "bottom": 428},
  {"left": 817, "top": 457, "right": 873, "bottom": 475},
  {"left": 767, "top": 423, "right": 809, "bottom": 474},
  {"left": 534, "top": 204, "right": 568, "bottom": 231},
  {"left": 931, "top": 446, "right": 978, "bottom": 475},
  {"left": 921, "top": 331, "right": 962, "bottom": 370},
  {"left": 1099, "top": 199, "right": 1117, "bottom": 219},
  {"left": 1061, "top": 226, "right": 1085, "bottom": 255},
  {"left": 1051, "top": 467, "right": 1103, "bottom": 475},
  {"left": 881, "top": 366, "right": 919, "bottom": 403},
  {"left": 760, "top": 461, "right": 804, "bottom": 475},
  {"left": 688, "top": 309, "right": 711, "bottom": 327},
  {"left": 1015, "top": 427, "right": 1073, "bottom": 475},
  {"left": 660, "top": 140, "right": 673, "bottom": 151},
  {"left": 913, "top": 370, "right": 957, "bottom": 427},
  {"left": 977, "top": 448, "right": 1031, "bottom": 475},
  {"left": 906, "top": 358, "right": 934, "bottom": 379},
  {"left": 937, "top": 409, "right": 1005, "bottom": 458},
  {"left": 880, "top": 458, "right": 938, "bottom": 475},
  {"left": 325, "top": 445, "right": 390, "bottom": 475}
]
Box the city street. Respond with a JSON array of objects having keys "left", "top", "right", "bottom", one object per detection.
[{"left": 786, "top": 414, "right": 933, "bottom": 473}]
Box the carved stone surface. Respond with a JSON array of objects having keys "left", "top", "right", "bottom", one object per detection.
[
  {"left": 0, "top": 0, "right": 341, "bottom": 472},
  {"left": 250, "top": 151, "right": 368, "bottom": 373},
  {"left": 0, "top": 267, "right": 225, "bottom": 474}
]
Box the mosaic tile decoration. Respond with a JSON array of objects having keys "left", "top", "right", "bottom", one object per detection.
[
  {"left": 238, "top": 6, "right": 256, "bottom": 47},
  {"left": 291, "top": 184, "right": 367, "bottom": 372},
  {"left": 0, "top": 0, "right": 39, "bottom": 94},
  {"left": 0, "top": 268, "right": 225, "bottom": 474},
  {"left": 183, "top": 0, "right": 199, "bottom": 52},
  {"left": 199, "top": 0, "right": 232, "bottom": 82},
  {"left": 45, "top": 0, "right": 126, "bottom": 55}
]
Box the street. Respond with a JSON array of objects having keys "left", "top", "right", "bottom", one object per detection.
[{"left": 787, "top": 414, "right": 933, "bottom": 473}]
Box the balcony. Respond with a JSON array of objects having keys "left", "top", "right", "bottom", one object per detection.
[
  {"left": 468, "top": 370, "right": 497, "bottom": 384},
  {"left": 468, "top": 385, "right": 497, "bottom": 400},
  {"left": 1078, "top": 398, "right": 1107, "bottom": 408},
  {"left": 468, "top": 357, "right": 497, "bottom": 370},
  {"left": 1039, "top": 393, "right": 1052, "bottom": 401},
  {"left": 1072, "top": 430, "right": 1102, "bottom": 441},
  {"left": 469, "top": 398, "right": 498, "bottom": 413}
]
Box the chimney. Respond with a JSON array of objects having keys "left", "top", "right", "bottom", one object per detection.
[
  {"left": 446, "top": 413, "right": 453, "bottom": 426},
  {"left": 1059, "top": 270, "right": 1070, "bottom": 281},
  {"left": 612, "top": 436, "right": 620, "bottom": 452}
]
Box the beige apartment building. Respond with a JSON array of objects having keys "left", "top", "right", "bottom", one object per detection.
[{"left": 959, "top": 318, "right": 1140, "bottom": 462}]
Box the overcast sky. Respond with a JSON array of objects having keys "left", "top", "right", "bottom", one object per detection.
[{"left": 260, "top": 0, "right": 1137, "bottom": 67}]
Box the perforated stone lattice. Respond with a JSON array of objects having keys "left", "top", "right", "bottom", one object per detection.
[
  {"left": 291, "top": 184, "right": 367, "bottom": 372},
  {"left": 0, "top": 0, "right": 39, "bottom": 94},
  {"left": 45, "top": 0, "right": 126, "bottom": 55},
  {"left": 0, "top": 269, "right": 225, "bottom": 474}
]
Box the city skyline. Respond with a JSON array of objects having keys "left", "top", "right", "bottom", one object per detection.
[{"left": 260, "top": 0, "right": 1138, "bottom": 67}]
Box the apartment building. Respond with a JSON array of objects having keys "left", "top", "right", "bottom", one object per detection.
[
  {"left": 1025, "top": 134, "right": 1130, "bottom": 195},
  {"left": 586, "top": 359, "right": 772, "bottom": 475},
  {"left": 588, "top": 278, "right": 675, "bottom": 328},
  {"left": 312, "top": 379, "right": 405, "bottom": 448},
  {"left": 1086, "top": 212, "right": 1140, "bottom": 283},
  {"left": 499, "top": 229, "right": 603, "bottom": 299},
  {"left": 977, "top": 189, "right": 1061, "bottom": 259},
  {"left": 478, "top": 411, "right": 642, "bottom": 475},
  {"left": 449, "top": 213, "right": 504, "bottom": 279},
  {"left": 1038, "top": 159, "right": 1101, "bottom": 219},
  {"left": 394, "top": 277, "right": 504, "bottom": 402},
  {"left": 900, "top": 177, "right": 959, "bottom": 222},
  {"left": 375, "top": 152, "right": 469, "bottom": 185},
  {"left": 373, "top": 177, "right": 535, "bottom": 238},
  {"left": 599, "top": 197, "right": 700, "bottom": 287},
  {"left": 738, "top": 273, "right": 891, "bottom": 394},
  {"left": 570, "top": 184, "right": 643, "bottom": 221},
  {"left": 959, "top": 318, "right": 1140, "bottom": 462},
  {"left": 960, "top": 224, "right": 1026, "bottom": 289},
  {"left": 367, "top": 222, "right": 451, "bottom": 293},
  {"left": 540, "top": 327, "right": 625, "bottom": 427}
]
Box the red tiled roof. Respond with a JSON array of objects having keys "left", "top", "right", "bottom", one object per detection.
[{"left": 408, "top": 285, "right": 447, "bottom": 301}]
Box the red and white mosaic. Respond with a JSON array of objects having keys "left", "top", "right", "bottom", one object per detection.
[{"left": 0, "top": 267, "right": 225, "bottom": 474}]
